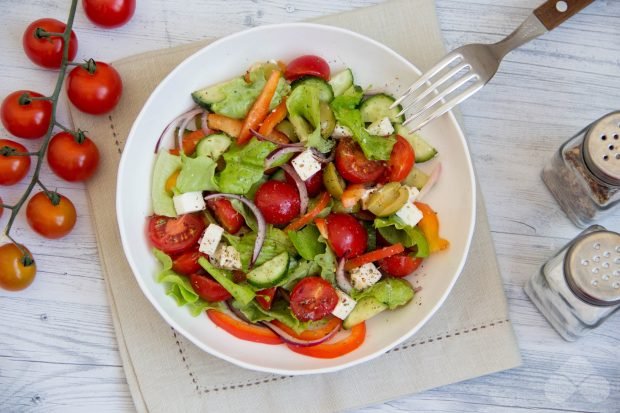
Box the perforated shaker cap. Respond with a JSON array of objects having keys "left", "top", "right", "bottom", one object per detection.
[
  {"left": 582, "top": 111, "right": 620, "bottom": 187},
  {"left": 564, "top": 229, "right": 620, "bottom": 307}
]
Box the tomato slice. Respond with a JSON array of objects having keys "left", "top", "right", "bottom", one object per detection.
[
  {"left": 189, "top": 273, "right": 232, "bottom": 302},
  {"left": 385, "top": 135, "right": 415, "bottom": 182},
  {"left": 147, "top": 214, "right": 205, "bottom": 255},
  {"left": 378, "top": 253, "right": 423, "bottom": 277},
  {"left": 255, "top": 287, "right": 278, "bottom": 311},
  {"left": 287, "top": 322, "right": 366, "bottom": 358},
  {"left": 284, "top": 192, "right": 330, "bottom": 232},
  {"left": 344, "top": 244, "right": 404, "bottom": 271},
  {"left": 335, "top": 138, "right": 385, "bottom": 184},
  {"left": 272, "top": 316, "right": 342, "bottom": 341},
  {"left": 207, "top": 309, "right": 283, "bottom": 345},
  {"left": 290, "top": 277, "right": 338, "bottom": 322},
  {"left": 172, "top": 247, "right": 203, "bottom": 275},
  {"left": 284, "top": 55, "right": 330, "bottom": 82},
  {"left": 207, "top": 198, "right": 245, "bottom": 234}
]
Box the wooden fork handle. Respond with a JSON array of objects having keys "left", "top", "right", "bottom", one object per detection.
[{"left": 534, "top": 0, "right": 594, "bottom": 30}]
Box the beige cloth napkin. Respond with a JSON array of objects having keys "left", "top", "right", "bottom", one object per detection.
[{"left": 69, "top": 0, "right": 521, "bottom": 411}]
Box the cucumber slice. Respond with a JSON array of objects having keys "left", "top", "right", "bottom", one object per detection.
[
  {"left": 360, "top": 94, "right": 404, "bottom": 124},
  {"left": 395, "top": 124, "right": 437, "bottom": 163},
  {"left": 329, "top": 68, "right": 354, "bottom": 97},
  {"left": 403, "top": 166, "right": 429, "bottom": 190},
  {"left": 246, "top": 252, "right": 289, "bottom": 288},
  {"left": 291, "top": 76, "right": 334, "bottom": 103},
  {"left": 195, "top": 133, "right": 231, "bottom": 160},
  {"left": 343, "top": 296, "right": 387, "bottom": 329},
  {"left": 191, "top": 78, "right": 242, "bottom": 108}
]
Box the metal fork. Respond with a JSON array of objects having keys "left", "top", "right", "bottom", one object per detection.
[{"left": 392, "top": 0, "right": 594, "bottom": 132}]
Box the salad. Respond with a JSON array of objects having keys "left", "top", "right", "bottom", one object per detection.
[{"left": 148, "top": 55, "right": 448, "bottom": 359}]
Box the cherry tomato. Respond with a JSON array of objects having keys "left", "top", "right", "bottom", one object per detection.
[
  {"left": 1, "top": 90, "right": 52, "bottom": 139},
  {"left": 148, "top": 214, "right": 205, "bottom": 255},
  {"left": 82, "top": 0, "right": 136, "bottom": 28},
  {"left": 189, "top": 274, "right": 232, "bottom": 302},
  {"left": 206, "top": 198, "right": 244, "bottom": 234},
  {"left": 378, "top": 253, "right": 423, "bottom": 277},
  {"left": 254, "top": 180, "right": 300, "bottom": 225},
  {"left": 26, "top": 192, "right": 77, "bottom": 239},
  {"left": 384, "top": 135, "right": 415, "bottom": 182},
  {"left": 290, "top": 276, "right": 338, "bottom": 322},
  {"left": 326, "top": 213, "right": 367, "bottom": 258},
  {"left": 285, "top": 55, "right": 331, "bottom": 82},
  {"left": 285, "top": 168, "right": 324, "bottom": 198},
  {"left": 66, "top": 61, "right": 122, "bottom": 115},
  {"left": 0, "top": 139, "right": 31, "bottom": 185},
  {"left": 172, "top": 247, "right": 203, "bottom": 276},
  {"left": 256, "top": 287, "right": 278, "bottom": 311},
  {"left": 47, "top": 131, "right": 100, "bottom": 182},
  {"left": 0, "top": 244, "right": 36, "bottom": 291},
  {"left": 0, "top": 197, "right": 3, "bottom": 218},
  {"left": 335, "top": 138, "right": 385, "bottom": 184},
  {"left": 22, "top": 18, "right": 78, "bottom": 69}
]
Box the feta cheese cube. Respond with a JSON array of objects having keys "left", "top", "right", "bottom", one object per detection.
[
  {"left": 395, "top": 202, "right": 423, "bottom": 227},
  {"left": 331, "top": 289, "right": 357, "bottom": 320},
  {"left": 332, "top": 123, "right": 353, "bottom": 138},
  {"left": 365, "top": 117, "right": 394, "bottom": 136},
  {"left": 292, "top": 149, "right": 322, "bottom": 181},
  {"left": 198, "top": 224, "right": 224, "bottom": 256},
  {"left": 173, "top": 192, "right": 206, "bottom": 215},
  {"left": 210, "top": 245, "right": 242, "bottom": 270},
  {"left": 406, "top": 186, "right": 420, "bottom": 203},
  {"left": 350, "top": 263, "right": 382, "bottom": 290}
]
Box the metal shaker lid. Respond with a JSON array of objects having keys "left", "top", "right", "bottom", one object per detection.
[
  {"left": 582, "top": 111, "right": 620, "bottom": 187},
  {"left": 564, "top": 229, "right": 620, "bottom": 307}
]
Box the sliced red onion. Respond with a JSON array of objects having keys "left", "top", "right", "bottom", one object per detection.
[
  {"left": 336, "top": 257, "right": 353, "bottom": 293},
  {"left": 413, "top": 286, "right": 423, "bottom": 293},
  {"left": 251, "top": 129, "right": 304, "bottom": 148},
  {"left": 201, "top": 111, "right": 211, "bottom": 135},
  {"left": 417, "top": 162, "right": 442, "bottom": 201},
  {"left": 280, "top": 164, "right": 308, "bottom": 215},
  {"left": 262, "top": 320, "right": 340, "bottom": 347},
  {"left": 154, "top": 109, "right": 197, "bottom": 153},
  {"left": 177, "top": 108, "right": 205, "bottom": 153},
  {"left": 226, "top": 300, "right": 253, "bottom": 323},
  {"left": 264, "top": 146, "right": 305, "bottom": 169},
  {"left": 310, "top": 148, "right": 335, "bottom": 163},
  {"left": 203, "top": 193, "right": 266, "bottom": 267}
]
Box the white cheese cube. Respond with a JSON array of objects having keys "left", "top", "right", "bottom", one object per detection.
[
  {"left": 211, "top": 245, "right": 242, "bottom": 270},
  {"left": 332, "top": 123, "right": 353, "bottom": 138},
  {"left": 395, "top": 202, "right": 423, "bottom": 227},
  {"left": 331, "top": 289, "right": 357, "bottom": 320},
  {"left": 406, "top": 186, "right": 420, "bottom": 203},
  {"left": 292, "top": 149, "right": 322, "bottom": 181},
  {"left": 198, "top": 224, "right": 224, "bottom": 256},
  {"left": 350, "top": 263, "right": 382, "bottom": 290},
  {"left": 173, "top": 192, "right": 206, "bottom": 215},
  {"left": 365, "top": 117, "right": 394, "bottom": 136}
]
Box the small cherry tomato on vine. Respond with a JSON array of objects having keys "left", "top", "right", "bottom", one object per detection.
[
  {"left": 0, "top": 139, "right": 31, "bottom": 186},
  {"left": 66, "top": 60, "right": 123, "bottom": 115},
  {"left": 47, "top": 131, "right": 100, "bottom": 182},
  {"left": 22, "top": 18, "right": 78, "bottom": 69},
  {"left": 0, "top": 197, "right": 4, "bottom": 218},
  {"left": 0, "top": 243, "right": 37, "bottom": 291},
  {"left": 1, "top": 91, "right": 52, "bottom": 139},
  {"left": 82, "top": 0, "right": 136, "bottom": 28},
  {"left": 26, "top": 191, "right": 77, "bottom": 239}
]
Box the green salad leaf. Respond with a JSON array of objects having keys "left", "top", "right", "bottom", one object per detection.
[
  {"left": 351, "top": 278, "right": 415, "bottom": 310},
  {"left": 287, "top": 84, "right": 334, "bottom": 153},
  {"left": 232, "top": 299, "right": 324, "bottom": 334},
  {"left": 315, "top": 236, "right": 337, "bottom": 284},
  {"left": 374, "top": 215, "right": 429, "bottom": 257},
  {"left": 224, "top": 226, "right": 296, "bottom": 270},
  {"left": 288, "top": 225, "right": 323, "bottom": 260},
  {"left": 198, "top": 257, "right": 255, "bottom": 305},
  {"left": 176, "top": 154, "right": 218, "bottom": 193},
  {"left": 280, "top": 259, "right": 320, "bottom": 291},
  {"left": 217, "top": 138, "right": 276, "bottom": 195},
  {"left": 151, "top": 150, "right": 182, "bottom": 217}
]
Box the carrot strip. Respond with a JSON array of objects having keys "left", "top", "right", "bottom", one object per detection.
[
  {"left": 207, "top": 113, "right": 242, "bottom": 138},
  {"left": 238, "top": 70, "right": 282, "bottom": 144},
  {"left": 344, "top": 244, "right": 404, "bottom": 271},
  {"left": 285, "top": 192, "right": 330, "bottom": 232},
  {"left": 258, "top": 97, "right": 288, "bottom": 136}
]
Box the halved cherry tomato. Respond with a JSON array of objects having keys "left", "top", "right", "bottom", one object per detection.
[
  {"left": 272, "top": 316, "right": 342, "bottom": 341},
  {"left": 326, "top": 213, "right": 367, "bottom": 258},
  {"left": 66, "top": 61, "right": 122, "bottom": 115},
  {"left": 0, "top": 139, "right": 31, "bottom": 185},
  {"left": 285, "top": 191, "right": 330, "bottom": 232},
  {"left": 207, "top": 198, "right": 244, "bottom": 234},
  {"left": 207, "top": 309, "right": 283, "bottom": 345},
  {"left": 254, "top": 180, "right": 300, "bottom": 225},
  {"left": 147, "top": 214, "right": 205, "bottom": 255},
  {"left": 285, "top": 168, "right": 324, "bottom": 198},
  {"left": 290, "top": 276, "right": 338, "bottom": 322},
  {"left": 0, "top": 243, "right": 36, "bottom": 291},
  {"left": 1, "top": 90, "right": 52, "bottom": 139},
  {"left": 255, "top": 287, "right": 278, "bottom": 311},
  {"left": 190, "top": 274, "right": 232, "bottom": 302},
  {"left": 344, "top": 243, "right": 404, "bottom": 271},
  {"left": 384, "top": 135, "right": 415, "bottom": 182},
  {"left": 335, "top": 138, "right": 385, "bottom": 184},
  {"left": 172, "top": 247, "right": 203, "bottom": 275},
  {"left": 26, "top": 192, "right": 77, "bottom": 239},
  {"left": 287, "top": 322, "right": 366, "bottom": 359},
  {"left": 284, "top": 55, "right": 330, "bottom": 82},
  {"left": 378, "top": 253, "right": 423, "bottom": 277},
  {"left": 47, "top": 131, "right": 100, "bottom": 182}
]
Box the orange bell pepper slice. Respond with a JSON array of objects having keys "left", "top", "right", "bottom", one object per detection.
[
  {"left": 287, "top": 322, "right": 366, "bottom": 359},
  {"left": 414, "top": 202, "right": 449, "bottom": 253},
  {"left": 258, "top": 97, "right": 288, "bottom": 136},
  {"left": 344, "top": 243, "right": 405, "bottom": 271},
  {"left": 180, "top": 129, "right": 205, "bottom": 155},
  {"left": 165, "top": 170, "right": 180, "bottom": 194},
  {"left": 314, "top": 217, "right": 328, "bottom": 239},
  {"left": 207, "top": 309, "right": 283, "bottom": 345},
  {"left": 341, "top": 184, "right": 366, "bottom": 208},
  {"left": 271, "top": 316, "right": 342, "bottom": 341},
  {"left": 238, "top": 70, "right": 282, "bottom": 145},
  {"left": 285, "top": 192, "right": 330, "bottom": 232},
  {"left": 207, "top": 113, "right": 242, "bottom": 138}
]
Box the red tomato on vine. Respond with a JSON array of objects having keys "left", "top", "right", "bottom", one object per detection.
[
  {"left": 22, "top": 18, "right": 78, "bottom": 69},
  {"left": 82, "top": 0, "right": 136, "bottom": 28},
  {"left": 1, "top": 91, "right": 52, "bottom": 139},
  {"left": 47, "top": 131, "right": 100, "bottom": 182},
  {"left": 66, "top": 60, "right": 123, "bottom": 114}
]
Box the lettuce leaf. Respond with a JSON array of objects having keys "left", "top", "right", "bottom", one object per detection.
[
  {"left": 217, "top": 138, "right": 276, "bottom": 195},
  {"left": 315, "top": 236, "right": 337, "bottom": 284},
  {"left": 287, "top": 84, "right": 334, "bottom": 153},
  {"left": 223, "top": 226, "right": 296, "bottom": 271},
  {"left": 374, "top": 215, "right": 429, "bottom": 257},
  {"left": 351, "top": 278, "right": 415, "bottom": 310},
  {"left": 176, "top": 154, "right": 218, "bottom": 193},
  {"left": 232, "top": 299, "right": 324, "bottom": 334},
  {"left": 280, "top": 259, "right": 320, "bottom": 291},
  {"left": 151, "top": 150, "right": 182, "bottom": 217},
  {"left": 288, "top": 225, "right": 323, "bottom": 260},
  {"left": 198, "top": 257, "right": 255, "bottom": 305}
]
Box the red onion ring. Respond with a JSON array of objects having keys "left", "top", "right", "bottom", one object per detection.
[
  {"left": 280, "top": 164, "right": 308, "bottom": 215},
  {"left": 203, "top": 193, "right": 266, "bottom": 267},
  {"left": 251, "top": 129, "right": 304, "bottom": 148},
  {"left": 177, "top": 108, "right": 205, "bottom": 154},
  {"left": 262, "top": 320, "right": 340, "bottom": 347},
  {"left": 310, "top": 148, "right": 335, "bottom": 163},
  {"left": 201, "top": 111, "right": 212, "bottom": 135},
  {"left": 417, "top": 162, "right": 442, "bottom": 201},
  {"left": 226, "top": 300, "right": 253, "bottom": 323},
  {"left": 336, "top": 257, "right": 353, "bottom": 293},
  {"left": 154, "top": 109, "right": 200, "bottom": 153},
  {"left": 413, "top": 286, "right": 423, "bottom": 293},
  {"left": 264, "top": 146, "right": 305, "bottom": 169}
]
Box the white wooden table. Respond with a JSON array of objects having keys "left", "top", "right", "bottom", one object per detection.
[{"left": 1, "top": 0, "right": 619, "bottom": 411}]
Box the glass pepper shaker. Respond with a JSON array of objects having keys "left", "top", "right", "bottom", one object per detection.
[
  {"left": 524, "top": 225, "right": 620, "bottom": 341},
  {"left": 541, "top": 111, "right": 620, "bottom": 228}
]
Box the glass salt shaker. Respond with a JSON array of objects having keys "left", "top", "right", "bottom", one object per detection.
[
  {"left": 524, "top": 225, "right": 620, "bottom": 341},
  {"left": 541, "top": 111, "right": 620, "bottom": 228}
]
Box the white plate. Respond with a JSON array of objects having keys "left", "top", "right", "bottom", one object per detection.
[{"left": 117, "top": 23, "right": 475, "bottom": 375}]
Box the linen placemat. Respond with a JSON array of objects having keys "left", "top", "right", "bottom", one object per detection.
[{"left": 69, "top": 0, "right": 522, "bottom": 412}]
